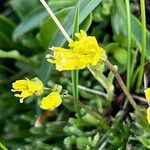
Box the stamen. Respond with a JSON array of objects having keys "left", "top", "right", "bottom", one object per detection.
[
  {"left": 20, "top": 99, "right": 23, "bottom": 103},
  {"left": 47, "top": 59, "right": 55, "bottom": 64},
  {"left": 46, "top": 54, "right": 53, "bottom": 59},
  {"left": 11, "top": 89, "right": 15, "bottom": 92}
]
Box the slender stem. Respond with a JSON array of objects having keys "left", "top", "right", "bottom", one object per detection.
[
  {"left": 0, "top": 143, "right": 8, "bottom": 150},
  {"left": 72, "top": 71, "right": 79, "bottom": 98},
  {"left": 132, "top": 94, "right": 148, "bottom": 103},
  {"left": 123, "top": 0, "right": 131, "bottom": 115},
  {"left": 44, "top": 87, "right": 51, "bottom": 90},
  {"left": 78, "top": 84, "right": 147, "bottom": 104},
  {"left": 71, "top": 2, "right": 79, "bottom": 99},
  {"left": 40, "top": 0, "right": 72, "bottom": 42},
  {"left": 103, "top": 59, "right": 139, "bottom": 111},
  {"left": 131, "top": 49, "right": 138, "bottom": 88},
  {"left": 125, "top": 0, "right": 131, "bottom": 91},
  {"left": 137, "top": 0, "right": 146, "bottom": 88},
  {"left": 67, "top": 94, "right": 111, "bottom": 131},
  {"left": 77, "top": 84, "right": 107, "bottom": 98}
]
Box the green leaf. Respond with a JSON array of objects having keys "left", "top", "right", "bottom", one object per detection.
[
  {"left": 0, "top": 49, "right": 32, "bottom": 63},
  {"left": 80, "top": 13, "right": 92, "bottom": 31},
  {"left": 13, "top": 8, "right": 48, "bottom": 41},
  {"left": 113, "top": 48, "right": 127, "bottom": 65},
  {"left": 0, "top": 15, "right": 15, "bottom": 49},
  {"left": 12, "top": 3, "right": 76, "bottom": 42},
  {"left": 139, "top": 138, "right": 150, "bottom": 148},
  {"left": 21, "top": 34, "right": 41, "bottom": 48},
  {"left": 49, "top": 0, "right": 103, "bottom": 47},
  {"left": 45, "top": 122, "right": 65, "bottom": 135},
  {"left": 110, "top": 0, "right": 126, "bottom": 36},
  {"left": 110, "top": 0, "right": 150, "bottom": 58},
  {"left": 8, "top": 0, "right": 40, "bottom": 20},
  {"left": 0, "top": 15, "right": 15, "bottom": 36},
  {"left": 71, "top": 2, "right": 79, "bottom": 100},
  {"left": 48, "top": 0, "right": 76, "bottom": 11},
  {"left": 39, "top": 8, "right": 71, "bottom": 49},
  {"left": 30, "top": 126, "right": 45, "bottom": 135},
  {"left": 113, "top": 34, "right": 127, "bottom": 48},
  {"left": 131, "top": 15, "right": 150, "bottom": 58}
]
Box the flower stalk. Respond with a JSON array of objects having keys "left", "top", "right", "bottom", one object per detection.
[
  {"left": 103, "top": 59, "right": 139, "bottom": 111},
  {"left": 40, "top": 0, "right": 72, "bottom": 42},
  {"left": 71, "top": 2, "right": 79, "bottom": 113},
  {"left": 77, "top": 84, "right": 107, "bottom": 98}
]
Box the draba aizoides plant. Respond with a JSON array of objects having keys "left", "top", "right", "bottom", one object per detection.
[{"left": 11, "top": 0, "right": 150, "bottom": 135}]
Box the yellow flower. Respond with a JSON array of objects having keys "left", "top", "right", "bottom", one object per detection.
[
  {"left": 46, "top": 30, "right": 105, "bottom": 71},
  {"left": 145, "top": 88, "right": 150, "bottom": 101},
  {"left": 40, "top": 92, "right": 62, "bottom": 110},
  {"left": 12, "top": 77, "right": 43, "bottom": 101},
  {"left": 147, "top": 107, "right": 150, "bottom": 124},
  {"left": 74, "top": 30, "right": 87, "bottom": 40}
]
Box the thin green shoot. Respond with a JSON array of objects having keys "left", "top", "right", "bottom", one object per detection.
[{"left": 137, "top": 0, "right": 146, "bottom": 89}]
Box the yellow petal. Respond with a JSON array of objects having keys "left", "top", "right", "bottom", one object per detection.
[
  {"left": 47, "top": 30, "right": 105, "bottom": 71},
  {"left": 27, "top": 77, "right": 43, "bottom": 95},
  {"left": 14, "top": 90, "right": 33, "bottom": 100},
  {"left": 145, "top": 88, "right": 150, "bottom": 101},
  {"left": 12, "top": 77, "right": 44, "bottom": 101},
  {"left": 75, "top": 30, "right": 87, "bottom": 40},
  {"left": 12, "top": 80, "right": 28, "bottom": 91},
  {"left": 40, "top": 92, "right": 62, "bottom": 110},
  {"left": 51, "top": 47, "right": 69, "bottom": 52},
  {"left": 147, "top": 107, "right": 150, "bottom": 124}
]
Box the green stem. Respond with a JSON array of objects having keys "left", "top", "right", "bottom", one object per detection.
[
  {"left": 77, "top": 84, "right": 107, "bottom": 98},
  {"left": 123, "top": 0, "right": 131, "bottom": 112},
  {"left": 78, "top": 84, "right": 148, "bottom": 104},
  {"left": 137, "top": 0, "right": 146, "bottom": 89},
  {"left": 71, "top": 2, "right": 79, "bottom": 113},
  {"left": 103, "top": 59, "right": 139, "bottom": 111},
  {"left": 0, "top": 142, "right": 8, "bottom": 150},
  {"left": 125, "top": 0, "right": 131, "bottom": 91},
  {"left": 67, "top": 94, "right": 111, "bottom": 131},
  {"left": 130, "top": 49, "right": 138, "bottom": 86},
  {"left": 88, "top": 66, "right": 108, "bottom": 89},
  {"left": 71, "top": 2, "right": 79, "bottom": 99},
  {"left": 71, "top": 70, "right": 79, "bottom": 98}
]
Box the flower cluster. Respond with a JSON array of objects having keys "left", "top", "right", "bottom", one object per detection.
[
  {"left": 12, "top": 77, "right": 62, "bottom": 111},
  {"left": 12, "top": 30, "right": 105, "bottom": 111},
  {"left": 12, "top": 77, "right": 43, "bottom": 102},
  {"left": 144, "top": 88, "right": 150, "bottom": 124},
  {"left": 47, "top": 30, "right": 105, "bottom": 71}
]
